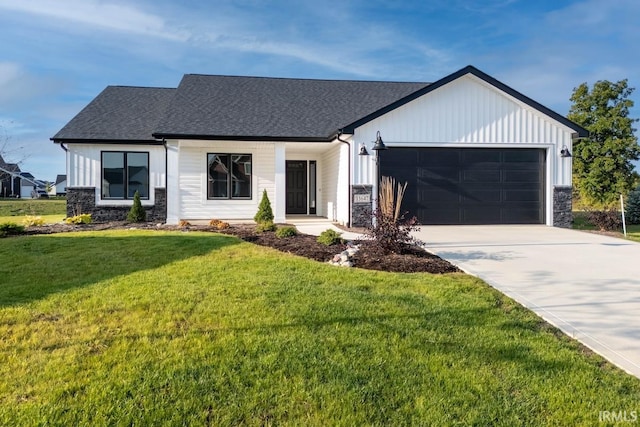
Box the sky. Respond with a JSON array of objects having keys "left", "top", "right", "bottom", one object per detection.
[{"left": 1, "top": 0, "right": 639, "bottom": 181}]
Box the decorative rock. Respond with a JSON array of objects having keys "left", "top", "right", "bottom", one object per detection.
[{"left": 328, "top": 243, "right": 360, "bottom": 267}]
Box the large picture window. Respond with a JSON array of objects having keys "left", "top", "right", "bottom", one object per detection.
[
  {"left": 207, "top": 154, "right": 252, "bottom": 199},
  {"left": 101, "top": 151, "right": 149, "bottom": 199}
]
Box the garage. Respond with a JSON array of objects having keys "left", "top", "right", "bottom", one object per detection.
[{"left": 380, "top": 147, "right": 546, "bottom": 225}]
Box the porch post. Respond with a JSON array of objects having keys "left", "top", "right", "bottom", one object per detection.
[
  {"left": 274, "top": 142, "right": 286, "bottom": 223},
  {"left": 165, "top": 141, "right": 180, "bottom": 224}
]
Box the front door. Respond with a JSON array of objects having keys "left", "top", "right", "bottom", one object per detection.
[{"left": 286, "top": 161, "right": 307, "bottom": 214}]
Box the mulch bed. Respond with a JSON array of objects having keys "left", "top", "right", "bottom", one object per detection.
[{"left": 20, "top": 222, "right": 460, "bottom": 274}]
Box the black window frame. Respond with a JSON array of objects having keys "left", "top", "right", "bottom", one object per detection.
[
  {"left": 101, "top": 151, "right": 150, "bottom": 200},
  {"left": 207, "top": 153, "right": 252, "bottom": 200}
]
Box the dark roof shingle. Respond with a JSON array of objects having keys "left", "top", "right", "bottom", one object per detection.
[
  {"left": 52, "top": 86, "right": 176, "bottom": 142},
  {"left": 153, "top": 75, "right": 428, "bottom": 140}
]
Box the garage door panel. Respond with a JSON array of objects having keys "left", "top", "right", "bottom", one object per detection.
[
  {"left": 462, "top": 170, "right": 501, "bottom": 183},
  {"left": 380, "top": 148, "right": 545, "bottom": 225},
  {"left": 504, "top": 170, "right": 543, "bottom": 183},
  {"left": 419, "top": 189, "right": 460, "bottom": 203},
  {"left": 463, "top": 207, "right": 504, "bottom": 224},
  {"left": 418, "top": 167, "right": 459, "bottom": 181},
  {"left": 461, "top": 190, "right": 502, "bottom": 203},
  {"left": 419, "top": 150, "right": 457, "bottom": 165},
  {"left": 419, "top": 208, "right": 461, "bottom": 224},
  {"left": 504, "top": 150, "right": 543, "bottom": 162},
  {"left": 462, "top": 150, "right": 500, "bottom": 164},
  {"left": 504, "top": 190, "right": 542, "bottom": 202}
]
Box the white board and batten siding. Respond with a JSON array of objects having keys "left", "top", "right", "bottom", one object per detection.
[
  {"left": 353, "top": 73, "right": 576, "bottom": 187},
  {"left": 321, "top": 142, "right": 349, "bottom": 224},
  {"left": 350, "top": 73, "right": 578, "bottom": 226},
  {"left": 175, "top": 141, "right": 276, "bottom": 221},
  {"left": 66, "top": 143, "right": 166, "bottom": 205}
]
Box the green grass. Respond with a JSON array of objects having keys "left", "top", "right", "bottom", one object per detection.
[
  {"left": 0, "top": 230, "right": 639, "bottom": 425},
  {"left": 0, "top": 199, "right": 66, "bottom": 224}
]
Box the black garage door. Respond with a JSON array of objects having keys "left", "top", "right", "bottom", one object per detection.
[{"left": 379, "top": 148, "right": 546, "bottom": 225}]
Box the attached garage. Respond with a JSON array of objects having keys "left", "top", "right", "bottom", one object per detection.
[
  {"left": 349, "top": 66, "right": 588, "bottom": 228},
  {"left": 380, "top": 147, "right": 546, "bottom": 225}
]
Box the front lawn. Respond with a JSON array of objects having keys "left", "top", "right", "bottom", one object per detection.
[
  {"left": 0, "top": 230, "right": 638, "bottom": 425},
  {"left": 0, "top": 198, "right": 66, "bottom": 224}
]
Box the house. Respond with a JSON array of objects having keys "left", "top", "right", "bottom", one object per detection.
[
  {"left": 0, "top": 154, "right": 22, "bottom": 198},
  {"left": 52, "top": 174, "right": 67, "bottom": 196},
  {"left": 51, "top": 65, "right": 587, "bottom": 227}
]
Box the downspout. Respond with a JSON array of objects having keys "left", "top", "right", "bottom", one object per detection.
[
  {"left": 336, "top": 130, "right": 352, "bottom": 228},
  {"left": 162, "top": 139, "right": 168, "bottom": 223}
]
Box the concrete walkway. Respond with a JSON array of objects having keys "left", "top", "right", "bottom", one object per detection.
[
  {"left": 287, "top": 217, "right": 364, "bottom": 241},
  {"left": 416, "top": 225, "right": 640, "bottom": 379}
]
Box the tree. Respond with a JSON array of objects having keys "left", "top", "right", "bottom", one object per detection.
[
  {"left": 253, "top": 189, "right": 274, "bottom": 224},
  {"left": 127, "top": 190, "right": 147, "bottom": 222},
  {"left": 568, "top": 79, "right": 640, "bottom": 207}
]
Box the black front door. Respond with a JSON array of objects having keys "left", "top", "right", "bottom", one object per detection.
[{"left": 286, "top": 161, "right": 307, "bottom": 214}]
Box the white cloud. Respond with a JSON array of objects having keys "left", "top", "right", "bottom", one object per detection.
[{"left": 0, "top": 0, "right": 189, "bottom": 41}]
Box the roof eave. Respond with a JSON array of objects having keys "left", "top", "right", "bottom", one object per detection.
[
  {"left": 152, "top": 133, "right": 334, "bottom": 143},
  {"left": 51, "top": 137, "right": 165, "bottom": 145}
]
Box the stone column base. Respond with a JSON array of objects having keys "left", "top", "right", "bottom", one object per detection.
[{"left": 553, "top": 186, "right": 572, "bottom": 228}]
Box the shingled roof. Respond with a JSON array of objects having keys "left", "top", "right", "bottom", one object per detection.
[
  {"left": 52, "top": 86, "right": 176, "bottom": 142},
  {"left": 153, "top": 75, "right": 428, "bottom": 140},
  {"left": 51, "top": 66, "right": 588, "bottom": 144}
]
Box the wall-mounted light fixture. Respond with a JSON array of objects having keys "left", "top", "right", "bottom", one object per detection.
[
  {"left": 371, "top": 130, "right": 387, "bottom": 152},
  {"left": 560, "top": 145, "right": 572, "bottom": 157},
  {"left": 358, "top": 143, "right": 369, "bottom": 156}
]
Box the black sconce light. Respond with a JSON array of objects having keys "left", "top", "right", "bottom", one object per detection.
[
  {"left": 371, "top": 130, "right": 387, "bottom": 152},
  {"left": 560, "top": 145, "right": 572, "bottom": 157},
  {"left": 358, "top": 143, "right": 369, "bottom": 156}
]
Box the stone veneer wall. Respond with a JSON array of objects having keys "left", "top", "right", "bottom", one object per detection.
[
  {"left": 351, "top": 185, "right": 373, "bottom": 227},
  {"left": 553, "top": 186, "right": 572, "bottom": 228},
  {"left": 66, "top": 187, "right": 167, "bottom": 223}
]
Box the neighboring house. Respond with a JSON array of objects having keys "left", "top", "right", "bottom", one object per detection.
[
  {"left": 0, "top": 154, "right": 22, "bottom": 197},
  {"left": 53, "top": 174, "right": 67, "bottom": 196},
  {"left": 51, "top": 65, "right": 587, "bottom": 227},
  {"left": 19, "top": 173, "right": 40, "bottom": 198}
]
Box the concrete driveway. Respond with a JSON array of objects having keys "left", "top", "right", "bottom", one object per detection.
[{"left": 416, "top": 225, "right": 640, "bottom": 379}]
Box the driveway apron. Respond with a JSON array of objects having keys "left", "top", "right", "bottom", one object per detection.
[{"left": 416, "top": 225, "right": 640, "bottom": 379}]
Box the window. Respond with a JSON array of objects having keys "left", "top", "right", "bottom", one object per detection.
[
  {"left": 101, "top": 152, "right": 149, "bottom": 199},
  {"left": 207, "top": 154, "right": 252, "bottom": 199}
]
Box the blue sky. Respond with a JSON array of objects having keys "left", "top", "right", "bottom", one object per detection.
[{"left": 1, "top": 0, "right": 639, "bottom": 181}]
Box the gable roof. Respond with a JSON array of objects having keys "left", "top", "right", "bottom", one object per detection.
[
  {"left": 52, "top": 86, "right": 176, "bottom": 143},
  {"left": 153, "top": 75, "right": 428, "bottom": 141},
  {"left": 342, "top": 66, "right": 589, "bottom": 137},
  {"left": 55, "top": 174, "right": 66, "bottom": 185},
  {"left": 0, "top": 154, "right": 20, "bottom": 173},
  {"left": 51, "top": 65, "right": 588, "bottom": 144}
]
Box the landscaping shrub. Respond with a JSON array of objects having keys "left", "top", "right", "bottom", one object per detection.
[
  {"left": 64, "top": 214, "right": 92, "bottom": 225},
  {"left": 587, "top": 209, "right": 622, "bottom": 231},
  {"left": 275, "top": 225, "right": 297, "bottom": 238},
  {"left": 317, "top": 229, "right": 344, "bottom": 246},
  {"left": 626, "top": 185, "right": 640, "bottom": 224},
  {"left": 209, "top": 219, "right": 230, "bottom": 230},
  {"left": 365, "top": 209, "right": 420, "bottom": 254},
  {"left": 22, "top": 215, "right": 45, "bottom": 227},
  {"left": 256, "top": 221, "right": 277, "bottom": 232},
  {"left": 364, "top": 176, "right": 421, "bottom": 254},
  {"left": 178, "top": 220, "right": 191, "bottom": 228},
  {"left": 0, "top": 222, "right": 25, "bottom": 237},
  {"left": 127, "top": 190, "right": 146, "bottom": 223},
  {"left": 254, "top": 190, "right": 274, "bottom": 224}
]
